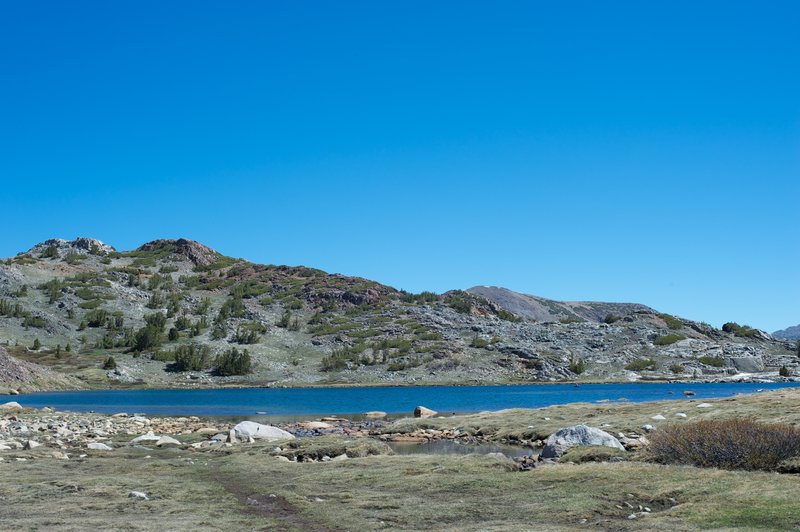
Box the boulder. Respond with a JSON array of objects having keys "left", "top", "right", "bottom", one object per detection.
[
  {"left": 155, "top": 436, "right": 181, "bottom": 447},
  {"left": 364, "top": 411, "right": 387, "bottom": 419},
  {"left": 413, "top": 406, "right": 437, "bottom": 418},
  {"left": 24, "top": 440, "right": 40, "bottom": 450},
  {"left": 541, "top": 425, "right": 625, "bottom": 459},
  {"left": 300, "top": 421, "right": 333, "bottom": 430},
  {"left": 87, "top": 442, "right": 113, "bottom": 451},
  {"left": 0, "top": 401, "right": 23, "bottom": 412},
  {"left": 232, "top": 421, "right": 294, "bottom": 442},
  {"left": 130, "top": 433, "right": 161, "bottom": 444},
  {"left": 128, "top": 491, "right": 149, "bottom": 501}
]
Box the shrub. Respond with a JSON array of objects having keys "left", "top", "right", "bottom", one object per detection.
[
  {"left": 470, "top": 336, "right": 489, "bottom": 348},
  {"left": 654, "top": 334, "right": 685, "bottom": 346},
  {"left": 604, "top": 314, "right": 621, "bottom": 324},
  {"left": 102, "top": 356, "right": 117, "bottom": 370},
  {"left": 722, "top": 322, "right": 760, "bottom": 338},
  {"left": 569, "top": 358, "right": 587, "bottom": 374},
  {"left": 22, "top": 315, "right": 46, "bottom": 329},
  {"left": 215, "top": 347, "right": 252, "bottom": 376},
  {"left": 173, "top": 344, "right": 211, "bottom": 371},
  {"left": 646, "top": 419, "right": 800, "bottom": 471},
  {"left": 658, "top": 313, "right": 683, "bottom": 330},
  {"left": 780, "top": 366, "right": 792, "bottom": 377},
  {"left": 698, "top": 355, "right": 724, "bottom": 367},
  {"left": 669, "top": 363, "right": 684, "bottom": 374},
  {"left": 625, "top": 358, "right": 657, "bottom": 371},
  {"left": 32, "top": 338, "right": 41, "bottom": 350}
]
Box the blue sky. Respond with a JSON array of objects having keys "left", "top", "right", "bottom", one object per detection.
[{"left": 1, "top": 1, "right": 798, "bottom": 331}]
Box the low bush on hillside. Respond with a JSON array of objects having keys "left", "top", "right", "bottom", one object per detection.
[
  {"left": 657, "top": 313, "right": 683, "bottom": 330},
  {"left": 646, "top": 419, "right": 800, "bottom": 471},
  {"left": 698, "top": 355, "right": 724, "bottom": 367},
  {"left": 215, "top": 347, "right": 252, "bottom": 376},
  {"left": 625, "top": 358, "right": 656, "bottom": 371},
  {"left": 653, "top": 334, "right": 685, "bottom": 346},
  {"left": 722, "top": 322, "right": 760, "bottom": 338},
  {"left": 568, "top": 358, "right": 587, "bottom": 374}
]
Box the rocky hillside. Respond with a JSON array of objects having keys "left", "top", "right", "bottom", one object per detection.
[
  {"left": 0, "top": 237, "right": 796, "bottom": 390},
  {"left": 773, "top": 325, "right": 800, "bottom": 341},
  {"left": 0, "top": 346, "right": 82, "bottom": 393}
]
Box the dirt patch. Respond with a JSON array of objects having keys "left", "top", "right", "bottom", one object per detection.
[{"left": 212, "top": 473, "right": 332, "bottom": 531}]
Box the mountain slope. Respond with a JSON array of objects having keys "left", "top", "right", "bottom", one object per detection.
[
  {"left": 0, "top": 237, "right": 796, "bottom": 390},
  {"left": 773, "top": 325, "right": 800, "bottom": 341}
]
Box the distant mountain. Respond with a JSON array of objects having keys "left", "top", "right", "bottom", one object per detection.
[
  {"left": 773, "top": 325, "right": 800, "bottom": 341},
  {"left": 0, "top": 237, "right": 796, "bottom": 390}
]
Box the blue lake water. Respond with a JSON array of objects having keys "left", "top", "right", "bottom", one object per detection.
[{"left": 13, "top": 381, "right": 799, "bottom": 417}]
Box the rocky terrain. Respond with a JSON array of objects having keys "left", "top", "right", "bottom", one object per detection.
[
  {"left": 0, "top": 237, "right": 797, "bottom": 390},
  {"left": 773, "top": 324, "right": 800, "bottom": 340}
]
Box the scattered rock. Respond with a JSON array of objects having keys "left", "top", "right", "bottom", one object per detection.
[
  {"left": 696, "top": 403, "right": 713, "bottom": 408},
  {"left": 651, "top": 414, "right": 666, "bottom": 421},
  {"left": 87, "top": 443, "right": 113, "bottom": 451},
  {"left": 128, "top": 491, "right": 149, "bottom": 501},
  {"left": 675, "top": 412, "right": 687, "bottom": 418},
  {"left": 24, "top": 440, "right": 40, "bottom": 450}
]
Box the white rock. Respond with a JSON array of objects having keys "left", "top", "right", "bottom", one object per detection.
[
  {"left": 87, "top": 443, "right": 113, "bottom": 451},
  {"left": 541, "top": 425, "right": 625, "bottom": 459},
  {"left": 0, "top": 402, "right": 22, "bottom": 411},
  {"left": 130, "top": 433, "right": 161, "bottom": 444},
  {"left": 675, "top": 413, "right": 687, "bottom": 418},
  {"left": 128, "top": 491, "right": 149, "bottom": 501},
  {"left": 651, "top": 415, "right": 666, "bottom": 421},
  {"left": 155, "top": 436, "right": 181, "bottom": 447},
  {"left": 641, "top": 424, "right": 655, "bottom": 433},
  {"left": 696, "top": 403, "right": 713, "bottom": 408},
  {"left": 24, "top": 440, "right": 40, "bottom": 450},
  {"left": 233, "top": 421, "right": 294, "bottom": 442}
]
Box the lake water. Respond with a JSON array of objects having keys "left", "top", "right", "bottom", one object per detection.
[{"left": 13, "top": 381, "right": 799, "bottom": 417}]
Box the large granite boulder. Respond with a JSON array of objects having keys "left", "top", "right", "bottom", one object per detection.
[
  {"left": 232, "top": 421, "right": 294, "bottom": 441},
  {"left": 541, "top": 425, "right": 625, "bottom": 459}
]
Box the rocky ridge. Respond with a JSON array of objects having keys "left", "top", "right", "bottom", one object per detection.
[{"left": 0, "top": 237, "right": 796, "bottom": 389}]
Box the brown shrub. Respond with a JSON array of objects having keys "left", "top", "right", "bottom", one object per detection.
[{"left": 646, "top": 419, "right": 800, "bottom": 471}]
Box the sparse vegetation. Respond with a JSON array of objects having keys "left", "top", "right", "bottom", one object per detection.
[
  {"left": 698, "top": 355, "right": 724, "bottom": 367},
  {"left": 654, "top": 333, "right": 685, "bottom": 346},
  {"left": 647, "top": 419, "right": 800, "bottom": 471},
  {"left": 625, "top": 358, "right": 656, "bottom": 371}
]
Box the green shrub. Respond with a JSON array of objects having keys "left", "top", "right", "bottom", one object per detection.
[
  {"left": 22, "top": 315, "right": 46, "bottom": 329},
  {"left": 669, "top": 363, "right": 684, "bottom": 374},
  {"left": 646, "top": 419, "right": 800, "bottom": 471},
  {"left": 604, "top": 314, "right": 621, "bottom": 324},
  {"left": 102, "top": 356, "right": 117, "bottom": 370},
  {"left": 698, "top": 355, "right": 724, "bottom": 367},
  {"left": 470, "top": 336, "right": 489, "bottom": 348},
  {"left": 625, "top": 358, "right": 657, "bottom": 371},
  {"left": 780, "top": 366, "right": 792, "bottom": 377},
  {"left": 173, "top": 344, "right": 211, "bottom": 371},
  {"left": 568, "top": 358, "right": 587, "bottom": 374},
  {"left": 722, "top": 322, "right": 760, "bottom": 338},
  {"left": 215, "top": 347, "right": 252, "bottom": 376},
  {"left": 32, "top": 338, "right": 41, "bottom": 350},
  {"left": 654, "top": 334, "right": 685, "bottom": 346},
  {"left": 658, "top": 313, "right": 683, "bottom": 330}
]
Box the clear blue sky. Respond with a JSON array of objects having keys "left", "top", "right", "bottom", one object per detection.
[{"left": 1, "top": 1, "right": 798, "bottom": 332}]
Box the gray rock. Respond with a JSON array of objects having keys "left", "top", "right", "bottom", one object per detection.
[
  {"left": 128, "top": 491, "right": 149, "bottom": 501},
  {"left": 0, "top": 401, "right": 23, "bottom": 411},
  {"left": 232, "top": 421, "right": 294, "bottom": 441},
  {"left": 87, "top": 442, "right": 113, "bottom": 451},
  {"left": 130, "top": 433, "right": 161, "bottom": 444},
  {"left": 413, "top": 406, "right": 437, "bottom": 418},
  {"left": 541, "top": 425, "right": 625, "bottom": 459},
  {"left": 24, "top": 440, "right": 40, "bottom": 450}
]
